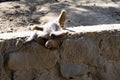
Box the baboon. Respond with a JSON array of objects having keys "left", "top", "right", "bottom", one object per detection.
[{"left": 25, "top": 10, "right": 68, "bottom": 49}]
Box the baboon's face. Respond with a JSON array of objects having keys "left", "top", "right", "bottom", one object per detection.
[
  {"left": 45, "top": 31, "right": 68, "bottom": 49},
  {"left": 45, "top": 39, "right": 62, "bottom": 49}
]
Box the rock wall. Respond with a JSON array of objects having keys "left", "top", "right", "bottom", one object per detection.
[{"left": 0, "top": 24, "right": 120, "bottom": 80}]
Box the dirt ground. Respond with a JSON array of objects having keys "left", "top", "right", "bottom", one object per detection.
[{"left": 0, "top": 0, "right": 120, "bottom": 33}]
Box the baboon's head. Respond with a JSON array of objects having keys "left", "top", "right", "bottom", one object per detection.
[
  {"left": 45, "top": 31, "right": 68, "bottom": 49},
  {"left": 45, "top": 39, "right": 62, "bottom": 49}
]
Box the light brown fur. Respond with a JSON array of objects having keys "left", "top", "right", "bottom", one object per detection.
[{"left": 25, "top": 10, "right": 68, "bottom": 49}]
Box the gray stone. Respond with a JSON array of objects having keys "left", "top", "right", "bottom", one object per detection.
[
  {"left": 0, "top": 54, "right": 3, "bottom": 69},
  {"left": 59, "top": 62, "right": 88, "bottom": 78},
  {"left": 14, "top": 71, "right": 34, "bottom": 80},
  {"left": 7, "top": 42, "right": 59, "bottom": 71},
  {"left": 59, "top": 37, "right": 100, "bottom": 66}
]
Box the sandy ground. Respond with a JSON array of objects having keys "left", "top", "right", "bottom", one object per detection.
[{"left": 0, "top": 0, "right": 120, "bottom": 33}]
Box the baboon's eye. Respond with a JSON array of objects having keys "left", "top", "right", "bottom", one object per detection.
[{"left": 50, "top": 33, "right": 57, "bottom": 39}]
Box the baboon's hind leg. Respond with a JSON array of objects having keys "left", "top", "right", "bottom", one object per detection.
[{"left": 58, "top": 10, "right": 66, "bottom": 28}]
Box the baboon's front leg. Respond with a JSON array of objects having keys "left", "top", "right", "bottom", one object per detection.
[
  {"left": 24, "top": 31, "right": 48, "bottom": 43},
  {"left": 24, "top": 31, "right": 38, "bottom": 43},
  {"left": 50, "top": 30, "right": 69, "bottom": 39}
]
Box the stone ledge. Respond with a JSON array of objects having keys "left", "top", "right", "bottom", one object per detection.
[
  {"left": 0, "top": 24, "right": 120, "bottom": 80},
  {"left": 0, "top": 24, "right": 120, "bottom": 40}
]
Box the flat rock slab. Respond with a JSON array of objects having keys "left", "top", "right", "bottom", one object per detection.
[{"left": 0, "top": 24, "right": 120, "bottom": 39}]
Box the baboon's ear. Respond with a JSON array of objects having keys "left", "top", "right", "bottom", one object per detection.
[
  {"left": 57, "top": 10, "right": 66, "bottom": 28},
  {"left": 50, "top": 31, "right": 68, "bottom": 39}
]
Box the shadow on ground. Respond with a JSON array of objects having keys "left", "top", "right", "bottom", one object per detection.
[{"left": 0, "top": 0, "right": 120, "bottom": 33}]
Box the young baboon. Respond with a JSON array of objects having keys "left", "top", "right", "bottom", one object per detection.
[{"left": 25, "top": 10, "right": 68, "bottom": 49}]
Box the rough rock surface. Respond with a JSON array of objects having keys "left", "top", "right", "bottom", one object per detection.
[{"left": 0, "top": 24, "right": 120, "bottom": 80}]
